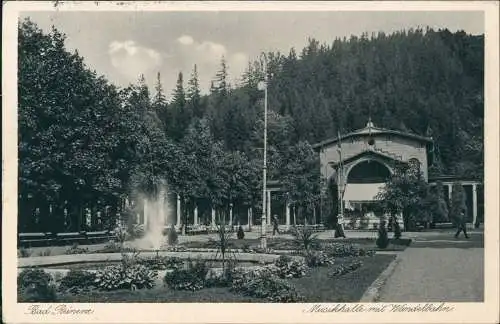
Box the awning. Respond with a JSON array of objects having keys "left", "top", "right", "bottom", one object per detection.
[{"left": 343, "top": 183, "right": 386, "bottom": 202}]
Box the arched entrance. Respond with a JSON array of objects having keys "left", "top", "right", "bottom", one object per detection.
[{"left": 343, "top": 159, "right": 392, "bottom": 229}]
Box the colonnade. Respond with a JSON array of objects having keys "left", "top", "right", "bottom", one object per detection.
[
  {"left": 139, "top": 191, "right": 296, "bottom": 230},
  {"left": 431, "top": 181, "right": 480, "bottom": 225}
]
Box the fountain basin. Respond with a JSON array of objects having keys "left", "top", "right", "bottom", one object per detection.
[{"left": 18, "top": 251, "right": 304, "bottom": 290}]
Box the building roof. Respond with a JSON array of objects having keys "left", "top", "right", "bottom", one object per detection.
[
  {"left": 312, "top": 119, "right": 433, "bottom": 149},
  {"left": 428, "top": 175, "right": 483, "bottom": 183}
]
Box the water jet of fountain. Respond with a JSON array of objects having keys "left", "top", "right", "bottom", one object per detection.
[{"left": 133, "top": 183, "right": 173, "bottom": 251}]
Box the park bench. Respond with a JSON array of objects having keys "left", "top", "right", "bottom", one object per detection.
[
  {"left": 18, "top": 232, "right": 53, "bottom": 248},
  {"left": 185, "top": 225, "right": 208, "bottom": 236},
  {"left": 55, "top": 231, "right": 87, "bottom": 245},
  {"left": 85, "top": 230, "right": 114, "bottom": 244}
]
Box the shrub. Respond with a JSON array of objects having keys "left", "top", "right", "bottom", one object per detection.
[
  {"left": 17, "top": 269, "right": 57, "bottom": 302},
  {"left": 304, "top": 250, "right": 334, "bottom": 267},
  {"left": 186, "top": 258, "right": 210, "bottom": 279},
  {"left": 231, "top": 269, "right": 304, "bottom": 302},
  {"left": 17, "top": 248, "right": 31, "bottom": 258},
  {"left": 164, "top": 269, "right": 204, "bottom": 291},
  {"left": 164, "top": 258, "right": 209, "bottom": 291},
  {"left": 329, "top": 260, "right": 364, "bottom": 277},
  {"left": 128, "top": 224, "right": 145, "bottom": 240},
  {"left": 274, "top": 255, "right": 308, "bottom": 279},
  {"left": 204, "top": 258, "right": 238, "bottom": 288},
  {"left": 58, "top": 270, "right": 96, "bottom": 293},
  {"left": 393, "top": 217, "right": 402, "bottom": 239},
  {"left": 166, "top": 226, "right": 178, "bottom": 245},
  {"left": 65, "top": 243, "right": 89, "bottom": 255},
  {"left": 94, "top": 264, "right": 157, "bottom": 291},
  {"left": 376, "top": 221, "right": 389, "bottom": 249},
  {"left": 114, "top": 226, "right": 130, "bottom": 244},
  {"left": 237, "top": 226, "right": 245, "bottom": 239},
  {"left": 138, "top": 256, "right": 184, "bottom": 270},
  {"left": 322, "top": 243, "right": 375, "bottom": 258},
  {"left": 291, "top": 226, "right": 319, "bottom": 251}
]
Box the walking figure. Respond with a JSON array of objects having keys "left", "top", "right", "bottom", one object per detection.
[
  {"left": 454, "top": 210, "right": 469, "bottom": 239},
  {"left": 272, "top": 215, "right": 280, "bottom": 235}
]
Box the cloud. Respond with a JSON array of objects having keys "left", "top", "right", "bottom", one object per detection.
[
  {"left": 108, "top": 40, "right": 162, "bottom": 81},
  {"left": 177, "top": 35, "right": 194, "bottom": 45},
  {"left": 171, "top": 35, "right": 249, "bottom": 92},
  {"left": 196, "top": 41, "right": 228, "bottom": 61}
]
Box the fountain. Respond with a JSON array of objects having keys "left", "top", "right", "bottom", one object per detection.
[{"left": 132, "top": 184, "right": 173, "bottom": 251}]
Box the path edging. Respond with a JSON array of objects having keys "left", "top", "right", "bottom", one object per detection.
[{"left": 359, "top": 252, "right": 404, "bottom": 302}]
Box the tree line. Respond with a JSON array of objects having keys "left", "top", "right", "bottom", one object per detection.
[{"left": 18, "top": 18, "right": 483, "bottom": 232}]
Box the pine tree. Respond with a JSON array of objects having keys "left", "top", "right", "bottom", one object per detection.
[
  {"left": 212, "top": 56, "right": 229, "bottom": 96},
  {"left": 169, "top": 72, "right": 188, "bottom": 140},
  {"left": 187, "top": 64, "right": 203, "bottom": 119},
  {"left": 153, "top": 72, "right": 168, "bottom": 130}
]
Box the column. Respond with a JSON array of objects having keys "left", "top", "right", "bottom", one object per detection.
[
  {"left": 248, "top": 207, "right": 253, "bottom": 229},
  {"left": 472, "top": 184, "right": 478, "bottom": 226},
  {"left": 285, "top": 202, "right": 291, "bottom": 229},
  {"left": 229, "top": 204, "right": 233, "bottom": 227},
  {"left": 85, "top": 207, "right": 91, "bottom": 228},
  {"left": 158, "top": 188, "right": 166, "bottom": 226},
  {"left": 176, "top": 195, "right": 181, "bottom": 228},
  {"left": 293, "top": 205, "right": 297, "bottom": 225},
  {"left": 267, "top": 190, "right": 271, "bottom": 225},
  {"left": 193, "top": 205, "right": 198, "bottom": 226},
  {"left": 211, "top": 208, "right": 216, "bottom": 227},
  {"left": 448, "top": 184, "right": 452, "bottom": 204},
  {"left": 143, "top": 199, "right": 148, "bottom": 229}
]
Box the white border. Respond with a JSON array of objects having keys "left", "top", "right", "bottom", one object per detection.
[{"left": 2, "top": 2, "right": 499, "bottom": 324}]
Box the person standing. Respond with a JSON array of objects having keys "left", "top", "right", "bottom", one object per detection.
[
  {"left": 272, "top": 215, "right": 280, "bottom": 236},
  {"left": 454, "top": 210, "right": 469, "bottom": 239}
]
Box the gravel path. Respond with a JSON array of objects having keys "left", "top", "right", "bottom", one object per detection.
[{"left": 378, "top": 234, "right": 484, "bottom": 302}]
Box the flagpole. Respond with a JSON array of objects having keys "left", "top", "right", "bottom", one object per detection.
[
  {"left": 337, "top": 130, "right": 346, "bottom": 238},
  {"left": 259, "top": 54, "right": 268, "bottom": 249}
]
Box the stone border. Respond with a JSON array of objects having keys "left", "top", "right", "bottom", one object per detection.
[
  {"left": 18, "top": 251, "right": 305, "bottom": 268},
  {"left": 358, "top": 252, "right": 404, "bottom": 302}
]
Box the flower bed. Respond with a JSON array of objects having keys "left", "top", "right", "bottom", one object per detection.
[{"left": 18, "top": 242, "right": 393, "bottom": 303}]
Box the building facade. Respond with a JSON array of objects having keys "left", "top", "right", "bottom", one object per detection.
[{"left": 312, "top": 120, "right": 482, "bottom": 230}]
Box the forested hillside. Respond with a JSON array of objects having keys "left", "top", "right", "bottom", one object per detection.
[
  {"left": 201, "top": 28, "right": 484, "bottom": 178},
  {"left": 18, "top": 18, "right": 483, "bottom": 231}
]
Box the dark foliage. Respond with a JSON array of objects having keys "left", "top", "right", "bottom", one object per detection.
[
  {"left": 164, "top": 258, "right": 210, "bottom": 291},
  {"left": 376, "top": 222, "right": 390, "bottom": 249},
  {"left": 230, "top": 269, "right": 304, "bottom": 302},
  {"left": 17, "top": 269, "right": 58, "bottom": 302},
  {"left": 58, "top": 269, "right": 96, "bottom": 293},
  {"left": 328, "top": 260, "right": 364, "bottom": 277},
  {"left": 237, "top": 226, "right": 245, "bottom": 239}
]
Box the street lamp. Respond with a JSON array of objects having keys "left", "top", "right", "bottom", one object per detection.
[{"left": 257, "top": 54, "right": 268, "bottom": 249}]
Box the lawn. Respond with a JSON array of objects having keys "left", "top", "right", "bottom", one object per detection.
[
  {"left": 46, "top": 254, "right": 395, "bottom": 303},
  {"left": 291, "top": 254, "right": 396, "bottom": 302}
]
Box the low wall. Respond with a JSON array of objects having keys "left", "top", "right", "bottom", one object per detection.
[{"left": 18, "top": 251, "right": 302, "bottom": 268}]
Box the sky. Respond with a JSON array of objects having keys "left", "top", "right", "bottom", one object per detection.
[{"left": 21, "top": 9, "right": 484, "bottom": 99}]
